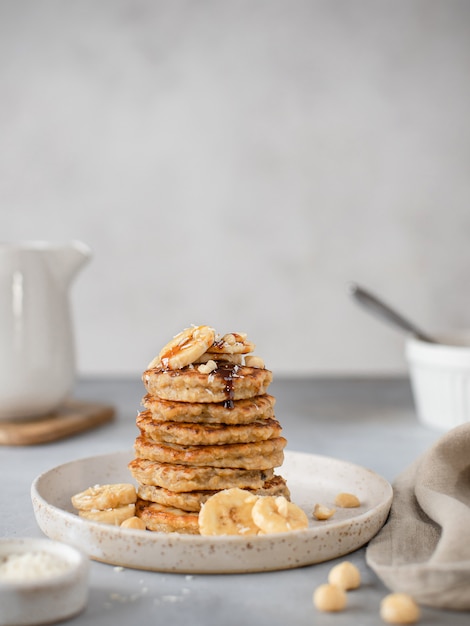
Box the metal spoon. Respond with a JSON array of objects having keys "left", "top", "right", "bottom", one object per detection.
[{"left": 348, "top": 282, "right": 437, "bottom": 343}]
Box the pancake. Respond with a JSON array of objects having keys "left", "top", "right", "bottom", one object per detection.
[
  {"left": 142, "top": 394, "right": 276, "bottom": 424},
  {"left": 133, "top": 435, "right": 286, "bottom": 469},
  {"left": 136, "top": 411, "right": 282, "bottom": 445},
  {"left": 128, "top": 327, "right": 291, "bottom": 534},
  {"left": 137, "top": 475, "right": 290, "bottom": 512},
  {"left": 128, "top": 458, "right": 274, "bottom": 492},
  {"left": 143, "top": 364, "right": 272, "bottom": 405},
  {"left": 135, "top": 499, "right": 199, "bottom": 534}
]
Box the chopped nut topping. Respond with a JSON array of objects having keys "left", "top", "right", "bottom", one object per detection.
[
  {"left": 245, "top": 355, "right": 265, "bottom": 369},
  {"left": 197, "top": 360, "right": 218, "bottom": 374}
]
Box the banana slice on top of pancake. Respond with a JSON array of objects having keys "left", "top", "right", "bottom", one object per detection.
[{"left": 148, "top": 325, "right": 216, "bottom": 370}]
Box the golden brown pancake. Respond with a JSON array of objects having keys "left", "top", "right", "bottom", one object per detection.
[
  {"left": 128, "top": 327, "right": 291, "bottom": 534},
  {"left": 136, "top": 411, "right": 282, "bottom": 446},
  {"left": 133, "top": 435, "right": 286, "bottom": 469},
  {"left": 135, "top": 499, "right": 199, "bottom": 534},
  {"left": 128, "top": 457, "right": 274, "bottom": 492},
  {"left": 142, "top": 394, "right": 276, "bottom": 424},
  {"left": 143, "top": 364, "right": 272, "bottom": 405},
  {"left": 137, "top": 475, "right": 290, "bottom": 512}
]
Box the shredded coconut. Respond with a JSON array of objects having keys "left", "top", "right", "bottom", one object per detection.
[{"left": 0, "top": 551, "right": 71, "bottom": 582}]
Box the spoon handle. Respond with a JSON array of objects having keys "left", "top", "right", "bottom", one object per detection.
[{"left": 348, "top": 283, "right": 437, "bottom": 343}]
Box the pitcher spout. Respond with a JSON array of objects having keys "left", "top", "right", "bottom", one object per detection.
[{"left": 47, "top": 240, "right": 92, "bottom": 287}]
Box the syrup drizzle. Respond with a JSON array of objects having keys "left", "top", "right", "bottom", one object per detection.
[
  {"left": 214, "top": 363, "right": 238, "bottom": 409},
  {"left": 160, "top": 337, "right": 191, "bottom": 367}
]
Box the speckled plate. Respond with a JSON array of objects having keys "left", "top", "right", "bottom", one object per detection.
[{"left": 31, "top": 450, "right": 392, "bottom": 574}]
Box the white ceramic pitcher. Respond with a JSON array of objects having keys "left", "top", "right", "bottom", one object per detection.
[{"left": 0, "top": 241, "right": 91, "bottom": 420}]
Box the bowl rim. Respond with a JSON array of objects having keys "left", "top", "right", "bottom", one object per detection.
[
  {"left": 407, "top": 329, "right": 470, "bottom": 347},
  {"left": 0, "top": 537, "right": 88, "bottom": 588}
]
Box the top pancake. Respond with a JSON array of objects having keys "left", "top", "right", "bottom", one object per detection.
[{"left": 143, "top": 363, "right": 272, "bottom": 405}]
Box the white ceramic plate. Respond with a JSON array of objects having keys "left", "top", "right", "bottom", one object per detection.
[{"left": 31, "top": 450, "right": 392, "bottom": 574}]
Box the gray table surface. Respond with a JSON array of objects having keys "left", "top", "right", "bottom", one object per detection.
[{"left": 1, "top": 376, "right": 468, "bottom": 625}]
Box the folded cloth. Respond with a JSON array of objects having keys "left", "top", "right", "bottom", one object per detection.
[{"left": 366, "top": 422, "right": 470, "bottom": 610}]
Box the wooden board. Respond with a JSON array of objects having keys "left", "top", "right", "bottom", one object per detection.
[{"left": 0, "top": 400, "right": 115, "bottom": 445}]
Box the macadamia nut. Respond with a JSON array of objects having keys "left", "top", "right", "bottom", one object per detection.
[
  {"left": 335, "top": 492, "right": 361, "bottom": 508},
  {"left": 380, "top": 593, "right": 420, "bottom": 624},
  {"left": 313, "top": 503, "right": 336, "bottom": 520},
  {"left": 244, "top": 355, "right": 265, "bottom": 369},
  {"left": 313, "top": 583, "right": 347, "bottom": 612},
  {"left": 197, "top": 360, "right": 218, "bottom": 374},
  {"left": 328, "top": 561, "right": 361, "bottom": 590}
]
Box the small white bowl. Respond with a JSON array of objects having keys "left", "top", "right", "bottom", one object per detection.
[
  {"left": 406, "top": 331, "right": 470, "bottom": 430},
  {"left": 0, "top": 537, "right": 89, "bottom": 626}
]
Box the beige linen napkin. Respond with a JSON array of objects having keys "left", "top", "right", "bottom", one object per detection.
[{"left": 366, "top": 422, "right": 470, "bottom": 610}]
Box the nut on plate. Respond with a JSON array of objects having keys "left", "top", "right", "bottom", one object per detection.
[
  {"left": 335, "top": 492, "right": 361, "bottom": 508},
  {"left": 313, "top": 503, "right": 336, "bottom": 520}
]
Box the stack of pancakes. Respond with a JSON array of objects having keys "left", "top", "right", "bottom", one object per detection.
[{"left": 128, "top": 326, "right": 289, "bottom": 534}]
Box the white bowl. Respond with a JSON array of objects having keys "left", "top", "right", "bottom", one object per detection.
[
  {"left": 406, "top": 331, "right": 470, "bottom": 430},
  {"left": 0, "top": 537, "right": 89, "bottom": 626}
]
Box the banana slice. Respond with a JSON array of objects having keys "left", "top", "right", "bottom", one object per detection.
[
  {"left": 208, "top": 333, "right": 255, "bottom": 355},
  {"left": 71, "top": 483, "right": 137, "bottom": 511},
  {"left": 79, "top": 504, "right": 136, "bottom": 525},
  {"left": 198, "top": 488, "right": 259, "bottom": 536},
  {"left": 251, "top": 496, "right": 309, "bottom": 533},
  {"left": 148, "top": 325, "right": 216, "bottom": 370}
]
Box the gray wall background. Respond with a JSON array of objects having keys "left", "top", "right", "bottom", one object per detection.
[{"left": 2, "top": 0, "right": 470, "bottom": 377}]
